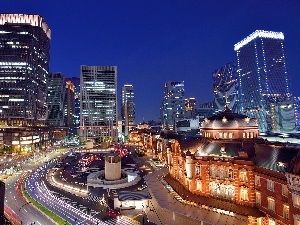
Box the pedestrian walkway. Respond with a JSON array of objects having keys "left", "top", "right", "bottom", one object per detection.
[{"left": 144, "top": 168, "right": 249, "bottom": 225}]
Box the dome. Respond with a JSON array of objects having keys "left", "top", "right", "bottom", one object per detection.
[{"left": 201, "top": 107, "right": 257, "bottom": 130}]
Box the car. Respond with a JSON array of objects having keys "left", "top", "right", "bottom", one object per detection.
[{"left": 137, "top": 184, "right": 148, "bottom": 191}]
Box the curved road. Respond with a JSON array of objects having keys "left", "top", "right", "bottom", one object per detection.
[{"left": 5, "top": 168, "right": 56, "bottom": 225}]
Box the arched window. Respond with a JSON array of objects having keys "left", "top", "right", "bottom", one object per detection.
[
  {"left": 195, "top": 163, "right": 201, "bottom": 175},
  {"left": 240, "top": 188, "right": 249, "bottom": 201}
]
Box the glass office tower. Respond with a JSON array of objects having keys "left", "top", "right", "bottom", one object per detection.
[
  {"left": 80, "top": 66, "right": 118, "bottom": 142},
  {"left": 161, "top": 81, "right": 185, "bottom": 131},
  {"left": 69, "top": 77, "right": 80, "bottom": 132},
  {"left": 47, "top": 72, "right": 65, "bottom": 126},
  {"left": 0, "top": 14, "right": 51, "bottom": 126},
  {"left": 121, "top": 84, "right": 135, "bottom": 136},
  {"left": 212, "top": 62, "right": 238, "bottom": 113},
  {"left": 234, "top": 30, "right": 292, "bottom": 132}
]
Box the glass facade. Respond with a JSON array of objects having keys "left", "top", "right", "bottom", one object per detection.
[
  {"left": 234, "top": 30, "right": 292, "bottom": 132},
  {"left": 64, "top": 80, "right": 75, "bottom": 136},
  {"left": 80, "top": 66, "right": 117, "bottom": 142},
  {"left": 161, "top": 81, "right": 185, "bottom": 130},
  {"left": 0, "top": 14, "right": 50, "bottom": 126},
  {"left": 212, "top": 62, "right": 238, "bottom": 113},
  {"left": 184, "top": 98, "right": 197, "bottom": 119},
  {"left": 47, "top": 72, "right": 65, "bottom": 126},
  {"left": 121, "top": 84, "right": 135, "bottom": 136},
  {"left": 294, "top": 97, "right": 300, "bottom": 131},
  {"left": 70, "top": 77, "right": 80, "bottom": 131}
]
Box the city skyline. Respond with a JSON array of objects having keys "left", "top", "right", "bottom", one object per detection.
[{"left": 1, "top": 0, "right": 300, "bottom": 123}]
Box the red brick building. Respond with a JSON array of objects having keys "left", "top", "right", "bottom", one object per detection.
[{"left": 157, "top": 107, "right": 300, "bottom": 225}]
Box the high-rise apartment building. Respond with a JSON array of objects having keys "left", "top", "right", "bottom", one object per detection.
[
  {"left": 212, "top": 62, "right": 238, "bottom": 113},
  {"left": 47, "top": 72, "right": 65, "bottom": 126},
  {"left": 0, "top": 14, "right": 51, "bottom": 126},
  {"left": 161, "top": 81, "right": 185, "bottom": 131},
  {"left": 234, "top": 30, "right": 293, "bottom": 132},
  {"left": 80, "top": 66, "right": 118, "bottom": 142},
  {"left": 121, "top": 84, "right": 135, "bottom": 136}
]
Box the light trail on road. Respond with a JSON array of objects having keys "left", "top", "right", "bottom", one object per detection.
[{"left": 26, "top": 165, "right": 136, "bottom": 225}]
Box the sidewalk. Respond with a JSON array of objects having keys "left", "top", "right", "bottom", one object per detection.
[{"left": 144, "top": 168, "right": 248, "bottom": 225}]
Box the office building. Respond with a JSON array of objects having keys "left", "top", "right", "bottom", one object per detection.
[
  {"left": 64, "top": 80, "right": 75, "bottom": 136},
  {"left": 69, "top": 77, "right": 80, "bottom": 133},
  {"left": 184, "top": 98, "right": 197, "bottom": 119},
  {"left": 212, "top": 62, "right": 238, "bottom": 113},
  {"left": 121, "top": 84, "right": 135, "bottom": 137},
  {"left": 269, "top": 99, "right": 295, "bottom": 133},
  {"left": 197, "top": 101, "right": 215, "bottom": 123},
  {"left": 234, "top": 30, "right": 292, "bottom": 132},
  {"left": 161, "top": 81, "right": 185, "bottom": 131},
  {"left": 294, "top": 97, "right": 300, "bottom": 131},
  {"left": 80, "top": 66, "right": 118, "bottom": 143},
  {"left": 0, "top": 14, "right": 51, "bottom": 126},
  {"left": 47, "top": 72, "right": 65, "bottom": 126},
  {"left": 0, "top": 14, "right": 52, "bottom": 152}
]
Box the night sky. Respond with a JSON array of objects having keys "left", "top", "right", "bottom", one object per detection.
[{"left": 2, "top": 0, "right": 300, "bottom": 123}]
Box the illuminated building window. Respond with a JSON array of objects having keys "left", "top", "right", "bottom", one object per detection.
[
  {"left": 228, "top": 133, "right": 233, "bottom": 139},
  {"left": 219, "top": 132, "right": 223, "bottom": 138},
  {"left": 283, "top": 204, "right": 289, "bottom": 219},
  {"left": 292, "top": 193, "right": 300, "bottom": 208},
  {"left": 239, "top": 170, "right": 247, "bottom": 182},
  {"left": 196, "top": 180, "right": 202, "bottom": 192},
  {"left": 282, "top": 184, "right": 288, "bottom": 197},
  {"left": 255, "top": 175, "right": 261, "bottom": 186},
  {"left": 268, "top": 197, "right": 275, "bottom": 212},
  {"left": 257, "top": 218, "right": 262, "bottom": 225},
  {"left": 223, "top": 132, "right": 227, "bottom": 139},
  {"left": 240, "top": 188, "right": 248, "bottom": 201},
  {"left": 219, "top": 166, "right": 225, "bottom": 179},
  {"left": 268, "top": 219, "right": 276, "bottom": 225},
  {"left": 256, "top": 191, "right": 261, "bottom": 205},
  {"left": 267, "top": 180, "right": 274, "bottom": 191},
  {"left": 195, "top": 164, "right": 200, "bottom": 175}
]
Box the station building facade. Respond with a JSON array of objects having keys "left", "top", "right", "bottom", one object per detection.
[{"left": 134, "top": 106, "right": 300, "bottom": 225}]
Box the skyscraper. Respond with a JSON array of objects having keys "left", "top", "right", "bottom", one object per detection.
[
  {"left": 121, "top": 84, "right": 135, "bottom": 136},
  {"left": 80, "top": 66, "right": 118, "bottom": 143},
  {"left": 0, "top": 14, "right": 51, "bottom": 126},
  {"left": 161, "top": 81, "right": 185, "bottom": 131},
  {"left": 64, "top": 80, "right": 75, "bottom": 136},
  {"left": 184, "top": 97, "right": 197, "bottom": 119},
  {"left": 212, "top": 62, "right": 238, "bottom": 113},
  {"left": 234, "top": 30, "right": 292, "bottom": 132},
  {"left": 69, "top": 77, "right": 80, "bottom": 133},
  {"left": 47, "top": 72, "right": 65, "bottom": 127}
]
